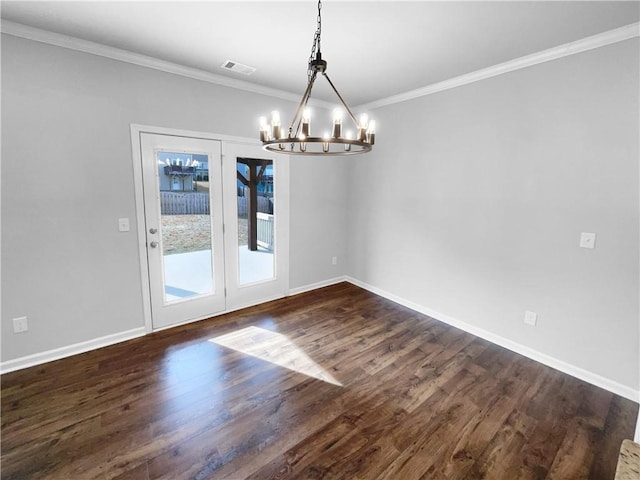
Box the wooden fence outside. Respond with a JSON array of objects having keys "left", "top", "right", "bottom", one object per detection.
[
  {"left": 161, "top": 192, "right": 210, "bottom": 215},
  {"left": 237, "top": 196, "right": 273, "bottom": 216},
  {"left": 161, "top": 192, "right": 273, "bottom": 216}
]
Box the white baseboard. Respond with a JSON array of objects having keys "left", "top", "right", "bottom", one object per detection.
[
  {"left": 0, "top": 327, "right": 147, "bottom": 374},
  {"left": 346, "top": 276, "right": 640, "bottom": 404},
  {"left": 224, "top": 293, "right": 290, "bottom": 316},
  {"left": 288, "top": 276, "right": 347, "bottom": 296}
]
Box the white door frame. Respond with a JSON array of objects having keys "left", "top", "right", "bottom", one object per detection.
[{"left": 130, "top": 124, "right": 289, "bottom": 333}]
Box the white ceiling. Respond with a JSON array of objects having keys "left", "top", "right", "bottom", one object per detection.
[{"left": 2, "top": 1, "right": 639, "bottom": 106}]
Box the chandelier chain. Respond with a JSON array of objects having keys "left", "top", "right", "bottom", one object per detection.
[{"left": 307, "top": 0, "right": 322, "bottom": 81}]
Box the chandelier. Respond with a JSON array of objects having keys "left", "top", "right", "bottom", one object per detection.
[{"left": 259, "top": 0, "right": 375, "bottom": 155}]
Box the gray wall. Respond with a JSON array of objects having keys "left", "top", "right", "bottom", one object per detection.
[
  {"left": 289, "top": 155, "right": 348, "bottom": 288},
  {"left": 1, "top": 34, "right": 348, "bottom": 362},
  {"left": 347, "top": 39, "right": 639, "bottom": 392}
]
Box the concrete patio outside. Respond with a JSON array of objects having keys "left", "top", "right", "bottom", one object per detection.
[{"left": 163, "top": 247, "right": 274, "bottom": 302}]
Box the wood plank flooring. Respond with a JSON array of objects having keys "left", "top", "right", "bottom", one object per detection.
[{"left": 1, "top": 282, "right": 637, "bottom": 479}]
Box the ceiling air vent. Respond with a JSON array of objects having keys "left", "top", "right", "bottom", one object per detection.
[{"left": 221, "top": 60, "right": 256, "bottom": 76}]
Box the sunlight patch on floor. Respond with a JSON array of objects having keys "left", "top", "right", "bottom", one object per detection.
[{"left": 209, "top": 326, "right": 342, "bottom": 386}]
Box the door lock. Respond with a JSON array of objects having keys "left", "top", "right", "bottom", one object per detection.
[
  {"left": 149, "top": 228, "right": 158, "bottom": 234},
  {"left": 149, "top": 241, "right": 159, "bottom": 248}
]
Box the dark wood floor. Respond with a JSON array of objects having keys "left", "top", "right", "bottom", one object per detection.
[{"left": 1, "top": 283, "right": 637, "bottom": 479}]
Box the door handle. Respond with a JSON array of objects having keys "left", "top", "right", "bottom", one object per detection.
[
  {"left": 149, "top": 228, "right": 158, "bottom": 234},
  {"left": 149, "top": 241, "right": 159, "bottom": 248}
]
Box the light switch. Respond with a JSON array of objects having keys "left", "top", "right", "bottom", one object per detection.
[
  {"left": 579, "top": 232, "right": 596, "bottom": 249},
  {"left": 118, "top": 218, "right": 130, "bottom": 232},
  {"left": 524, "top": 311, "right": 537, "bottom": 326},
  {"left": 13, "top": 316, "right": 28, "bottom": 333}
]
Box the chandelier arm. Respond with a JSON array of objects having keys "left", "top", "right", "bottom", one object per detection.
[
  {"left": 322, "top": 72, "right": 359, "bottom": 127},
  {"left": 289, "top": 71, "right": 318, "bottom": 136}
]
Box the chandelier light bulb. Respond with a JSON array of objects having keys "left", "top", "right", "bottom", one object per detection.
[
  {"left": 357, "top": 114, "right": 369, "bottom": 141},
  {"left": 271, "top": 111, "right": 281, "bottom": 140},
  {"left": 332, "top": 108, "right": 343, "bottom": 138},
  {"left": 259, "top": 116, "right": 268, "bottom": 140},
  {"left": 366, "top": 120, "right": 376, "bottom": 145},
  {"left": 345, "top": 130, "right": 353, "bottom": 151},
  {"left": 271, "top": 111, "right": 281, "bottom": 126},
  {"left": 367, "top": 120, "right": 376, "bottom": 134},
  {"left": 302, "top": 108, "right": 312, "bottom": 137}
]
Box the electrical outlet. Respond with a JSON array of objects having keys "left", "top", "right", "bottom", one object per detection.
[
  {"left": 332, "top": 256, "right": 338, "bottom": 265},
  {"left": 118, "top": 218, "right": 130, "bottom": 232},
  {"left": 524, "top": 311, "right": 537, "bottom": 327},
  {"left": 580, "top": 232, "right": 596, "bottom": 249},
  {"left": 13, "top": 316, "right": 28, "bottom": 333}
]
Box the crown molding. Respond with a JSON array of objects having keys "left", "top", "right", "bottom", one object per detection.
[
  {"left": 0, "top": 20, "right": 335, "bottom": 110},
  {"left": 2, "top": 19, "right": 637, "bottom": 112},
  {"left": 356, "top": 21, "right": 640, "bottom": 111}
]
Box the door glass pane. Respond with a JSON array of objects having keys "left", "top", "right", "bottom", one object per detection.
[
  {"left": 157, "top": 152, "right": 214, "bottom": 302},
  {"left": 236, "top": 158, "right": 275, "bottom": 285}
]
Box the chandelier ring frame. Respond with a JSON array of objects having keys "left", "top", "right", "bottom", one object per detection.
[{"left": 262, "top": 137, "right": 372, "bottom": 156}]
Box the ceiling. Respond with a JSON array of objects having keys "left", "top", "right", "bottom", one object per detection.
[{"left": 2, "top": 1, "right": 638, "bottom": 107}]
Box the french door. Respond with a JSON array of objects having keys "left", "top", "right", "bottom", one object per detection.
[
  {"left": 222, "top": 142, "right": 289, "bottom": 311},
  {"left": 133, "top": 127, "right": 289, "bottom": 331},
  {"left": 140, "top": 133, "right": 225, "bottom": 330}
]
